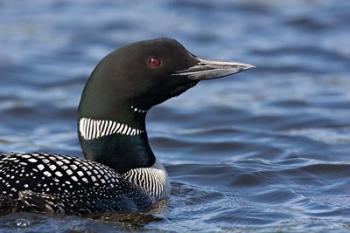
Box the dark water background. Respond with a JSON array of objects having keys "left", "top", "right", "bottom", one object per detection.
[{"left": 1, "top": 0, "right": 350, "bottom": 232}]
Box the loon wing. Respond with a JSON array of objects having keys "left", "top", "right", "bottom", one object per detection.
[
  {"left": 16, "top": 184, "right": 152, "bottom": 215},
  {"left": 18, "top": 190, "right": 66, "bottom": 214},
  {"left": 0, "top": 194, "right": 18, "bottom": 215}
]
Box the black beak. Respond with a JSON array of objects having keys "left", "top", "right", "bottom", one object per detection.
[{"left": 172, "top": 57, "right": 254, "bottom": 80}]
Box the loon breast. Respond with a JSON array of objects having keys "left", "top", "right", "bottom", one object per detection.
[
  {"left": 123, "top": 160, "right": 170, "bottom": 200},
  {"left": 0, "top": 153, "right": 167, "bottom": 215}
]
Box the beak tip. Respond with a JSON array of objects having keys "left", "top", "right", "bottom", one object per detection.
[{"left": 242, "top": 64, "right": 255, "bottom": 70}]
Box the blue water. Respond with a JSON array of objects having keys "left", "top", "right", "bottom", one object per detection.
[{"left": 1, "top": 0, "right": 350, "bottom": 232}]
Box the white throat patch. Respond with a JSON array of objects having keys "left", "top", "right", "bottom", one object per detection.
[{"left": 79, "top": 118, "right": 144, "bottom": 140}]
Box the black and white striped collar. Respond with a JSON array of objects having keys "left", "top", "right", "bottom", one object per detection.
[{"left": 79, "top": 118, "right": 145, "bottom": 140}]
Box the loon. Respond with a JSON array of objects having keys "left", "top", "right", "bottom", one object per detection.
[{"left": 0, "top": 38, "right": 253, "bottom": 215}]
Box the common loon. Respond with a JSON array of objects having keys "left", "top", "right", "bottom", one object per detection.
[{"left": 0, "top": 38, "right": 253, "bottom": 215}]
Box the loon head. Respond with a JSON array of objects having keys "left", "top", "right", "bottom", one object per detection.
[{"left": 78, "top": 37, "right": 253, "bottom": 173}]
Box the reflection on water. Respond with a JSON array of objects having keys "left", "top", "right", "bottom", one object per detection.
[{"left": 0, "top": 0, "right": 350, "bottom": 232}]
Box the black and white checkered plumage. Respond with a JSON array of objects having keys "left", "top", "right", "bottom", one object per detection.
[{"left": 0, "top": 153, "right": 162, "bottom": 215}]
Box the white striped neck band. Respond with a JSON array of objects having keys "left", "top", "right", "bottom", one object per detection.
[
  {"left": 79, "top": 118, "right": 145, "bottom": 140},
  {"left": 131, "top": 105, "right": 147, "bottom": 114}
]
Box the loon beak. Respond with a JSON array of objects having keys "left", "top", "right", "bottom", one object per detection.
[{"left": 173, "top": 57, "right": 254, "bottom": 80}]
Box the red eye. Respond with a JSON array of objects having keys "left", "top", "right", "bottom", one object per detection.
[{"left": 148, "top": 57, "right": 161, "bottom": 69}]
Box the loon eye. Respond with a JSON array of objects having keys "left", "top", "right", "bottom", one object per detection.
[{"left": 147, "top": 57, "right": 161, "bottom": 69}]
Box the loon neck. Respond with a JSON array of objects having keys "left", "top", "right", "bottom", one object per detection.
[{"left": 78, "top": 104, "right": 155, "bottom": 174}]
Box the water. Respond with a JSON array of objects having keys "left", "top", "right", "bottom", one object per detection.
[{"left": 0, "top": 0, "right": 350, "bottom": 232}]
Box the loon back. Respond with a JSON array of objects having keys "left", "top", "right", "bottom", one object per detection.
[
  {"left": 0, "top": 38, "right": 253, "bottom": 215},
  {"left": 0, "top": 153, "right": 167, "bottom": 215}
]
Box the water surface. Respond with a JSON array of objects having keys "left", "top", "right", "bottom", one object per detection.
[{"left": 0, "top": 0, "right": 350, "bottom": 232}]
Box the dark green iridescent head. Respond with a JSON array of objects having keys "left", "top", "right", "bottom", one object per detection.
[{"left": 78, "top": 37, "right": 253, "bottom": 173}]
